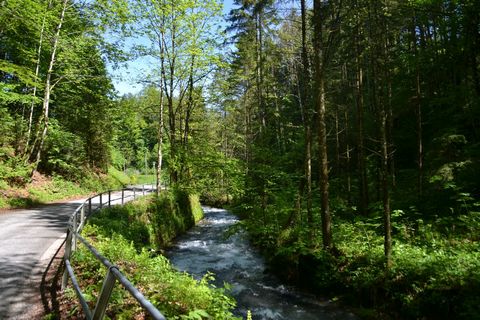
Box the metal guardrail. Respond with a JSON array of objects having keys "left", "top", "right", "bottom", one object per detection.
[{"left": 61, "top": 185, "right": 166, "bottom": 320}]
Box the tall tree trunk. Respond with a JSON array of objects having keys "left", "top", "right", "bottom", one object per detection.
[
  {"left": 305, "top": 124, "right": 313, "bottom": 231},
  {"left": 380, "top": 96, "right": 392, "bottom": 268},
  {"left": 184, "top": 55, "right": 195, "bottom": 145},
  {"left": 168, "top": 14, "right": 178, "bottom": 184},
  {"left": 300, "top": 0, "right": 309, "bottom": 88},
  {"left": 387, "top": 78, "right": 396, "bottom": 189},
  {"left": 379, "top": 0, "right": 392, "bottom": 269},
  {"left": 313, "top": 0, "right": 332, "bottom": 249},
  {"left": 272, "top": 79, "right": 284, "bottom": 153},
  {"left": 371, "top": 39, "right": 392, "bottom": 268},
  {"left": 30, "top": 0, "right": 68, "bottom": 175},
  {"left": 412, "top": 12, "right": 423, "bottom": 197},
  {"left": 156, "top": 23, "right": 166, "bottom": 195},
  {"left": 255, "top": 12, "right": 265, "bottom": 132},
  {"left": 355, "top": 0, "right": 369, "bottom": 215},
  {"left": 335, "top": 107, "right": 341, "bottom": 175},
  {"left": 468, "top": 1, "right": 480, "bottom": 96},
  {"left": 24, "top": 5, "right": 48, "bottom": 160},
  {"left": 383, "top": 16, "right": 395, "bottom": 190},
  {"left": 345, "top": 110, "right": 352, "bottom": 203},
  {"left": 244, "top": 88, "right": 251, "bottom": 178},
  {"left": 259, "top": 13, "right": 265, "bottom": 131},
  {"left": 300, "top": 0, "right": 312, "bottom": 233}
]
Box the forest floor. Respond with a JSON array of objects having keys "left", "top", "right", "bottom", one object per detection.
[
  {"left": 0, "top": 172, "right": 91, "bottom": 210},
  {"left": 0, "top": 168, "right": 137, "bottom": 210}
]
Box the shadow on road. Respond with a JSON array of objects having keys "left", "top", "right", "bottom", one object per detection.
[
  {"left": 40, "top": 238, "right": 65, "bottom": 318},
  {"left": 0, "top": 201, "right": 81, "bottom": 319},
  {"left": 30, "top": 202, "right": 83, "bottom": 231},
  {"left": 0, "top": 254, "right": 43, "bottom": 318}
]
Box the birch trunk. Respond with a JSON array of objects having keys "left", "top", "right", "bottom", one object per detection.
[
  {"left": 24, "top": 5, "right": 49, "bottom": 159},
  {"left": 156, "top": 23, "right": 166, "bottom": 195},
  {"left": 31, "top": 0, "right": 68, "bottom": 175}
]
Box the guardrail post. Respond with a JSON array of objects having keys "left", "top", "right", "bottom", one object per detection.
[
  {"left": 72, "top": 214, "right": 77, "bottom": 252},
  {"left": 121, "top": 189, "right": 124, "bottom": 205},
  {"left": 108, "top": 190, "right": 111, "bottom": 207},
  {"left": 89, "top": 198, "right": 92, "bottom": 216},
  {"left": 99, "top": 193, "right": 103, "bottom": 209},
  {"left": 92, "top": 266, "right": 117, "bottom": 320},
  {"left": 142, "top": 184, "right": 145, "bottom": 195},
  {"left": 62, "top": 230, "right": 73, "bottom": 290},
  {"left": 133, "top": 187, "right": 136, "bottom": 200},
  {"left": 80, "top": 206, "right": 85, "bottom": 230}
]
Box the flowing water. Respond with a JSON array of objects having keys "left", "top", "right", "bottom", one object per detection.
[{"left": 166, "top": 207, "right": 357, "bottom": 320}]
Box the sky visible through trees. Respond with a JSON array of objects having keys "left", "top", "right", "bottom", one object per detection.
[
  {"left": 1, "top": 0, "right": 479, "bottom": 318},
  {"left": 109, "top": 0, "right": 235, "bottom": 95}
]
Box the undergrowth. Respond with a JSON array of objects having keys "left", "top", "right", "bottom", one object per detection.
[
  {"left": 86, "top": 191, "right": 203, "bottom": 249},
  {"left": 0, "top": 166, "right": 139, "bottom": 209},
  {"left": 237, "top": 202, "right": 480, "bottom": 319},
  {"left": 329, "top": 214, "right": 480, "bottom": 319},
  {"left": 64, "top": 191, "right": 239, "bottom": 319}
]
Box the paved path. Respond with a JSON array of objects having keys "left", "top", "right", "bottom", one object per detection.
[{"left": 0, "top": 186, "right": 154, "bottom": 319}]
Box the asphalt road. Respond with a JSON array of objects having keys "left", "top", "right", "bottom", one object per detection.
[{"left": 0, "top": 186, "right": 155, "bottom": 319}]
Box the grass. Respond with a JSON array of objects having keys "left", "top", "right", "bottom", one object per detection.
[
  {"left": 63, "top": 192, "right": 239, "bottom": 319},
  {"left": 0, "top": 177, "right": 89, "bottom": 209},
  {"left": 133, "top": 174, "right": 156, "bottom": 185}
]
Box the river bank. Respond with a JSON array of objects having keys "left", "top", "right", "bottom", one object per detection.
[
  {"left": 167, "top": 207, "right": 358, "bottom": 320},
  {"left": 232, "top": 204, "right": 480, "bottom": 320}
]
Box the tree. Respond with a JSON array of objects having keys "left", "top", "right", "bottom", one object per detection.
[
  {"left": 313, "top": 0, "right": 343, "bottom": 249},
  {"left": 133, "top": 0, "right": 223, "bottom": 186},
  {"left": 1, "top": 0, "right": 117, "bottom": 182},
  {"left": 29, "top": 0, "right": 70, "bottom": 174}
]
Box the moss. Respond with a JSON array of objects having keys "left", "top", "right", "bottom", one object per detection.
[
  {"left": 88, "top": 190, "right": 203, "bottom": 250},
  {"left": 189, "top": 194, "right": 204, "bottom": 223},
  {"left": 151, "top": 190, "right": 203, "bottom": 247}
]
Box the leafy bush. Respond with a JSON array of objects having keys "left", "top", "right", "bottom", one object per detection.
[
  {"left": 0, "top": 154, "right": 32, "bottom": 186},
  {"left": 0, "top": 110, "right": 31, "bottom": 185},
  {"left": 71, "top": 230, "right": 239, "bottom": 319},
  {"left": 41, "top": 119, "right": 86, "bottom": 179}
]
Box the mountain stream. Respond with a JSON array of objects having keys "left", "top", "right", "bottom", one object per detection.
[{"left": 166, "top": 207, "right": 357, "bottom": 320}]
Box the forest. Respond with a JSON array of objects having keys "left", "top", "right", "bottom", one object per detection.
[{"left": 1, "top": 0, "right": 479, "bottom": 318}]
